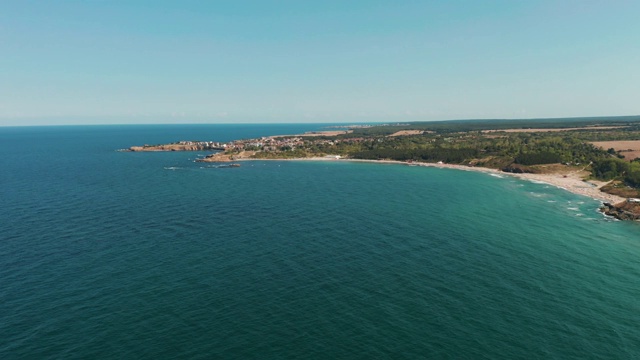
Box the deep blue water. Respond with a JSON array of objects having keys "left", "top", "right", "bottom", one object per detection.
[{"left": 1, "top": 124, "right": 639, "bottom": 359}]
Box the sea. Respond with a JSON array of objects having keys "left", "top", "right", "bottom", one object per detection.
[{"left": 1, "top": 124, "right": 639, "bottom": 359}]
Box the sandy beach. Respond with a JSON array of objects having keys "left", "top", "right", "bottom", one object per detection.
[{"left": 237, "top": 156, "right": 626, "bottom": 204}]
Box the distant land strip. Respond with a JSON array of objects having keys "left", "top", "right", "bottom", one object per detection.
[{"left": 482, "top": 126, "right": 628, "bottom": 133}]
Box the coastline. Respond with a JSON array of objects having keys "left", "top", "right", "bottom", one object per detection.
[{"left": 236, "top": 157, "right": 626, "bottom": 205}]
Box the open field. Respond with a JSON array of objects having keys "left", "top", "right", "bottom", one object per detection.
[
  {"left": 389, "top": 130, "right": 433, "bottom": 136},
  {"left": 591, "top": 140, "right": 640, "bottom": 161}
]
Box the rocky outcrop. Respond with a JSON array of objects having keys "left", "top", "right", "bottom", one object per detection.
[
  {"left": 600, "top": 200, "right": 640, "bottom": 221},
  {"left": 501, "top": 164, "right": 534, "bottom": 174},
  {"left": 196, "top": 151, "right": 257, "bottom": 162},
  {"left": 197, "top": 153, "right": 233, "bottom": 162}
]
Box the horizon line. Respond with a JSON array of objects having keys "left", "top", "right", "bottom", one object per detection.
[{"left": 2, "top": 114, "right": 640, "bottom": 128}]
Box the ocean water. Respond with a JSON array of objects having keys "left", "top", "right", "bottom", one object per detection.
[{"left": 1, "top": 124, "right": 639, "bottom": 359}]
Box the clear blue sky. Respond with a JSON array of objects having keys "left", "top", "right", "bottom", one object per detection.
[{"left": 1, "top": 0, "right": 639, "bottom": 126}]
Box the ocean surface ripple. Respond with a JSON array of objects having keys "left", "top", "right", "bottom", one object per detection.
[{"left": 1, "top": 125, "right": 639, "bottom": 359}]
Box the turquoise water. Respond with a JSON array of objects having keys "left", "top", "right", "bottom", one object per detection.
[{"left": 1, "top": 125, "right": 639, "bottom": 359}]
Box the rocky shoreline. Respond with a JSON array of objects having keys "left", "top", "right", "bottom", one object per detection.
[
  {"left": 600, "top": 200, "right": 640, "bottom": 221},
  {"left": 195, "top": 151, "right": 256, "bottom": 162}
]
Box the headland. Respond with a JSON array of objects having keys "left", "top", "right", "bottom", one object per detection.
[{"left": 127, "top": 141, "right": 225, "bottom": 152}]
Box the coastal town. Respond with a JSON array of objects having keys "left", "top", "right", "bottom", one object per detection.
[
  {"left": 128, "top": 140, "right": 226, "bottom": 152},
  {"left": 127, "top": 131, "right": 368, "bottom": 158}
]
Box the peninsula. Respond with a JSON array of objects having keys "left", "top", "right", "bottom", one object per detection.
[
  {"left": 128, "top": 140, "right": 225, "bottom": 152},
  {"left": 127, "top": 116, "right": 640, "bottom": 220}
]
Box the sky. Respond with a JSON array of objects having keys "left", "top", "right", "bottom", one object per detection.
[{"left": 1, "top": 0, "right": 639, "bottom": 126}]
